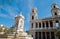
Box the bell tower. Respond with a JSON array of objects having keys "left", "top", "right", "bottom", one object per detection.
[
  {"left": 51, "top": 3, "right": 60, "bottom": 17},
  {"left": 30, "top": 7, "right": 38, "bottom": 21}
]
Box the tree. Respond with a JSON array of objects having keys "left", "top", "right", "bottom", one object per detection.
[
  {"left": 0, "top": 27, "right": 2, "bottom": 32},
  {"left": 56, "top": 30, "right": 60, "bottom": 37},
  {"left": 0, "top": 25, "right": 8, "bottom": 34},
  {"left": 7, "top": 27, "right": 13, "bottom": 34}
]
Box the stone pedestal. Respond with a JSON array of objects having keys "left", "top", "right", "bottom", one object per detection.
[
  {"left": 6, "top": 31, "right": 33, "bottom": 39},
  {"left": 16, "top": 31, "right": 33, "bottom": 39}
]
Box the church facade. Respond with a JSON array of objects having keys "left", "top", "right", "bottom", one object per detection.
[{"left": 30, "top": 3, "right": 60, "bottom": 39}]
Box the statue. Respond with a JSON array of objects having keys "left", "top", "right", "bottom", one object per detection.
[
  {"left": 15, "top": 12, "right": 24, "bottom": 33},
  {"left": 13, "top": 12, "right": 33, "bottom": 39}
]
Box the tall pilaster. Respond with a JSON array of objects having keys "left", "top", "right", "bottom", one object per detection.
[
  {"left": 41, "top": 22, "right": 43, "bottom": 29},
  {"left": 45, "top": 32, "right": 47, "bottom": 39},
  {"left": 38, "top": 32, "right": 39, "bottom": 39},
  {"left": 59, "top": 20, "right": 60, "bottom": 29},
  {"left": 44, "top": 21, "right": 46, "bottom": 29},
  {"left": 41, "top": 32, "right": 43, "bottom": 39},
  {"left": 34, "top": 22, "right": 36, "bottom": 39},
  {"left": 38, "top": 22, "right": 39, "bottom": 28},
  {"left": 48, "top": 21, "right": 50, "bottom": 29},
  {"left": 53, "top": 21, "right": 55, "bottom": 29},
  {"left": 50, "top": 32, "right": 51, "bottom": 39}
]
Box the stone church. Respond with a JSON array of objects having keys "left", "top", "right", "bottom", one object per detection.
[{"left": 30, "top": 3, "right": 60, "bottom": 39}]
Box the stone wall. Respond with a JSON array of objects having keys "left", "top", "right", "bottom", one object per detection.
[
  {"left": 0, "top": 34, "right": 7, "bottom": 39},
  {"left": 0, "top": 34, "right": 14, "bottom": 39},
  {"left": 0, "top": 34, "right": 33, "bottom": 39}
]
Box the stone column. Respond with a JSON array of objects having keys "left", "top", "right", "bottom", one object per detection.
[
  {"left": 41, "top": 32, "right": 43, "bottom": 39},
  {"left": 33, "top": 32, "right": 35, "bottom": 39},
  {"left": 53, "top": 21, "right": 55, "bottom": 29},
  {"left": 38, "top": 22, "right": 39, "bottom": 29},
  {"left": 45, "top": 32, "right": 47, "bottom": 39},
  {"left": 48, "top": 21, "right": 50, "bottom": 29},
  {"left": 50, "top": 32, "right": 52, "bottom": 39},
  {"left": 59, "top": 20, "right": 60, "bottom": 29},
  {"left": 50, "top": 32, "right": 51, "bottom": 39},
  {"left": 44, "top": 21, "right": 46, "bottom": 29},
  {"left": 34, "top": 22, "right": 35, "bottom": 39},
  {"left": 33, "top": 22, "right": 35, "bottom": 29},
  {"left": 41, "top": 22, "right": 43, "bottom": 29},
  {"left": 37, "top": 22, "right": 38, "bottom": 29},
  {"left": 38, "top": 32, "right": 39, "bottom": 39},
  {"left": 54, "top": 32, "right": 56, "bottom": 39}
]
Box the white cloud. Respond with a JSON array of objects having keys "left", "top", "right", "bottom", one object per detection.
[
  {"left": 1, "top": 5, "right": 19, "bottom": 19},
  {"left": 0, "top": 13, "right": 14, "bottom": 19},
  {"left": 0, "top": 13, "right": 8, "bottom": 17}
]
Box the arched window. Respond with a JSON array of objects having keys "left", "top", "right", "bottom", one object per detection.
[
  {"left": 54, "top": 5, "right": 56, "bottom": 8},
  {"left": 32, "top": 16, "right": 34, "bottom": 20},
  {"left": 55, "top": 12, "right": 57, "bottom": 16}
]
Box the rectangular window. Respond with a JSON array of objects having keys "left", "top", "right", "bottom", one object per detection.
[
  {"left": 46, "top": 21, "right": 49, "bottom": 27},
  {"left": 51, "top": 32, "right": 55, "bottom": 39},
  {"left": 39, "top": 22, "right": 41, "bottom": 28},
  {"left": 36, "top": 22, "right": 38, "bottom": 28},
  {"left": 42, "top": 22, "right": 45, "bottom": 28},
  {"left": 32, "top": 16, "right": 34, "bottom": 20},
  {"left": 50, "top": 21, "right": 53, "bottom": 27}
]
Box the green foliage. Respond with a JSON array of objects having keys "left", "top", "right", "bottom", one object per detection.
[
  {"left": 7, "top": 27, "right": 13, "bottom": 34},
  {"left": 0, "top": 25, "right": 14, "bottom": 34},
  {"left": 0, "top": 27, "right": 2, "bottom": 32},
  {"left": 0, "top": 26, "right": 8, "bottom": 34},
  {"left": 0, "top": 34, "right": 7, "bottom": 38},
  {"left": 56, "top": 30, "right": 60, "bottom": 37}
]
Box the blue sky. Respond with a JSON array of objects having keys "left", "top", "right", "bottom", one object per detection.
[{"left": 0, "top": 0, "right": 60, "bottom": 30}]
